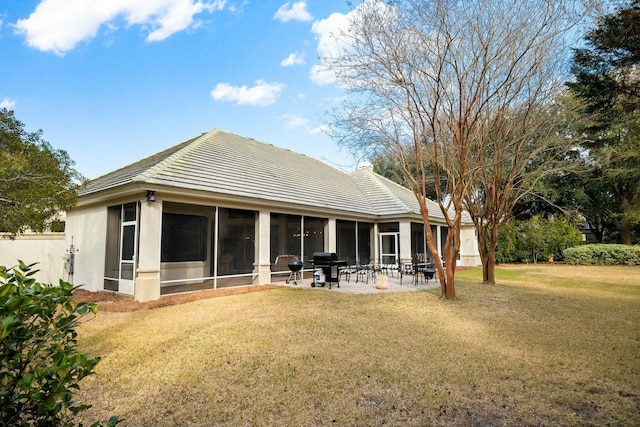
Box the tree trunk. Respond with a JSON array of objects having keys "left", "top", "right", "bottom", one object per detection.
[
  {"left": 485, "top": 225, "right": 499, "bottom": 284},
  {"left": 475, "top": 224, "right": 497, "bottom": 285},
  {"left": 428, "top": 215, "right": 458, "bottom": 300},
  {"left": 482, "top": 251, "right": 497, "bottom": 284},
  {"left": 425, "top": 221, "right": 452, "bottom": 300},
  {"left": 442, "top": 221, "right": 459, "bottom": 300},
  {"left": 430, "top": 244, "right": 454, "bottom": 300},
  {"left": 479, "top": 240, "right": 491, "bottom": 284},
  {"left": 444, "top": 265, "right": 456, "bottom": 299},
  {"left": 616, "top": 193, "right": 636, "bottom": 245},
  {"left": 619, "top": 220, "right": 633, "bottom": 245},
  {"left": 590, "top": 222, "right": 604, "bottom": 243}
]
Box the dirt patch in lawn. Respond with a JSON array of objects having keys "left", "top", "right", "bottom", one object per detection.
[{"left": 73, "top": 284, "right": 283, "bottom": 313}]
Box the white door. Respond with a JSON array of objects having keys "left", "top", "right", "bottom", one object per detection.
[
  {"left": 379, "top": 232, "right": 399, "bottom": 266},
  {"left": 119, "top": 203, "right": 138, "bottom": 295}
]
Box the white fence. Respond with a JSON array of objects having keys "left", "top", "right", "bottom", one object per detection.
[{"left": 0, "top": 233, "right": 67, "bottom": 285}]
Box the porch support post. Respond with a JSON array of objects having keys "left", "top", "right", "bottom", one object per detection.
[
  {"left": 135, "top": 198, "right": 162, "bottom": 302},
  {"left": 373, "top": 223, "right": 380, "bottom": 265},
  {"left": 257, "top": 210, "right": 272, "bottom": 285},
  {"left": 327, "top": 217, "right": 337, "bottom": 253},
  {"left": 436, "top": 225, "right": 443, "bottom": 259},
  {"left": 399, "top": 220, "right": 412, "bottom": 267}
]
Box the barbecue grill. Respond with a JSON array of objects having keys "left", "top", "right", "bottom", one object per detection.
[
  {"left": 309, "top": 252, "right": 347, "bottom": 289},
  {"left": 286, "top": 258, "right": 303, "bottom": 285}
]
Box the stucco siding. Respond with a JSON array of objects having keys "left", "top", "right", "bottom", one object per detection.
[
  {"left": 65, "top": 206, "right": 108, "bottom": 292},
  {"left": 0, "top": 233, "right": 66, "bottom": 284},
  {"left": 459, "top": 226, "right": 480, "bottom": 266}
]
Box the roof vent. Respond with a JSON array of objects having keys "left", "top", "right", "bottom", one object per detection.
[{"left": 357, "top": 161, "right": 374, "bottom": 170}]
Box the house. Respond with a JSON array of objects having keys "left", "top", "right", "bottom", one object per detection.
[{"left": 64, "top": 129, "right": 480, "bottom": 302}]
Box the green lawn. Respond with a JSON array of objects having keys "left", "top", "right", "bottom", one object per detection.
[{"left": 74, "top": 265, "right": 640, "bottom": 427}]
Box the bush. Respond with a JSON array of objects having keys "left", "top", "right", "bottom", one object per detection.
[
  {"left": 0, "top": 261, "right": 119, "bottom": 427},
  {"left": 563, "top": 244, "right": 640, "bottom": 265},
  {"left": 496, "top": 215, "right": 583, "bottom": 263}
]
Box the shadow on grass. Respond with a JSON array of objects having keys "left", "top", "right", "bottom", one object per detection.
[{"left": 74, "top": 266, "right": 640, "bottom": 427}]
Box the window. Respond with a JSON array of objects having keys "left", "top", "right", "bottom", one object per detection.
[
  {"left": 161, "top": 213, "right": 207, "bottom": 262},
  {"left": 337, "top": 220, "right": 356, "bottom": 263},
  {"left": 303, "top": 217, "right": 325, "bottom": 261},
  {"left": 217, "top": 208, "right": 255, "bottom": 275},
  {"left": 411, "top": 222, "right": 425, "bottom": 255},
  {"left": 270, "top": 213, "right": 302, "bottom": 262},
  {"left": 378, "top": 222, "right": 399, "bottom": 232},
  {"left": 358, "top": 222, "right": 372, "bottom": 265}
]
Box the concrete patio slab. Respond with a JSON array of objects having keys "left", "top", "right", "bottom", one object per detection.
[{"left": 276, "top": 272, "right": 440, "bottom": 294}]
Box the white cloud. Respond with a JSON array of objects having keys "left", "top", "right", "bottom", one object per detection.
[
  {"left": 280, "top": 113, "right": 308, "bottom": 129},
  {"left": 309, "top": 64, "right": 337, "bottom": 86},
  {"left": 0, "top": 98, "right": 16, "bottom": 109},
  {"left": 274, "top": 2, "right": 312, "bottom": 22},
  {"left": 210, "top": 79, "right": 284, "bottom": 106},
  {"left": 280, "top": 51, "right": 305, "bottom": 66},
  {"left": 310, "top": 11, "right": 350, "bottom": 85},
  {"left": 309, "top": 124, "right": 329, "bottom": 135},
  {"left": 310, "top": 1, "right": 394, "bottom": 86},
  {"left": 14, "top": 0, "right": 226, "bottom": 55}
]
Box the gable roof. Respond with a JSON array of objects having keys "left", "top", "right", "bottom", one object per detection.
[{"left": 80, "top": 129, "right": 447, "bottom": 221}]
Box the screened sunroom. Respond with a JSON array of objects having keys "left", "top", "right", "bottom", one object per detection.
[{"left": 66, "top": 129, "right": 479, "bottom": 302}]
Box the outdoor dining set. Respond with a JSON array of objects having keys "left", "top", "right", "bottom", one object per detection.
[{"left": 282, "top": 252, "right": 438, "bottom": 289}]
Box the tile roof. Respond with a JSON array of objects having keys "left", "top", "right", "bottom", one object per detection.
[{"left": 80, "top": 129, "right": 451, "bottom": 221}]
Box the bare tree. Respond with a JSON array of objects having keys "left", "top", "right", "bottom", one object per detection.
[{"left": 325, "top": 0, "right": 586, "bottom": 295}]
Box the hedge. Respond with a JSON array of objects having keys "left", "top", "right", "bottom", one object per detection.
[{"left": 563, "top": 244, "right": 640, "bottom": 265}]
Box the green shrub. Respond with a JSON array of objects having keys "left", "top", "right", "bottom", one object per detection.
[
  {"left": 497, "top": 215, "right": 583, "bottom": 263},
  {"left": 563, "top": 244, "right": 640, "bottom": 265},
  {"left": 0, "top": 261, "right": 119, "bottom": 427}
]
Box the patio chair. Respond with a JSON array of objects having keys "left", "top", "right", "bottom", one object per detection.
[
  {"left": 339, "top": 259, "right": 358, "bottom": 282},
  {"left": 355, "top": 264, "right": 375, "bottom": 284},
  {"left": 380, "top": 263, "right": 400, "bottom": 278},
  {"left": 412, "top": 253, "right": 428, "bottom": 285}
]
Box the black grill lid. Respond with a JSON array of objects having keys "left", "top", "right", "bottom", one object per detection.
[
  {"left": 288, "top": 258, "right": 303, "bottom": 271},
  {"left": 312, "top": 252, "right": 338, "bottom": 262}
]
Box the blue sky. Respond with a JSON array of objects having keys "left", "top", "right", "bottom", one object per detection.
[{"left": 0, "top": 1, "right": 363, "bottom": 179}]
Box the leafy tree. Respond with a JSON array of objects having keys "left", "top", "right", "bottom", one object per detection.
[
  {"left": 567, "top": 0, "right": 640, "bottom": 244},
  {"left": 0, "top": 109, "right": 82, "bottom": 237},
  {"left": 370, "top": 152, "right": 440, "bottom": 200},
  {"left": 547, "top": 160, "right": 620, "bottom": 242},
  {"left": 511, "top": 91, "right": 628, "bottom": 243},
  {"left": 0, "top": 262, "right": 119, "bottom": 427},
  {"left": 496, "top": 215, "right": 583, "bottom": 263},
  {"left": 370, "top": 153, "right": 410, "bottom": 188},
  {"left": 495, "top": 220, "right": 523, "bottom": 263}
]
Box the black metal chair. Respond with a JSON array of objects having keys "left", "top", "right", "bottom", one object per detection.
[
  {"left": 355, "top": 264, "right": 375, "bottom": 284},
  {"left": 339, "top": 259, "right": 358, "bottom": 282},
  {"left": 412, "top": 253, "right": 436, "bottom": 285},
  {"left": 380, "top": 263, "right": 400, "bottom": 278}
]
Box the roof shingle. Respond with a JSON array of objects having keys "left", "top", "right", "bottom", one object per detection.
[{"left": 80, "top": 129, "right": 454, "bottom": 221}]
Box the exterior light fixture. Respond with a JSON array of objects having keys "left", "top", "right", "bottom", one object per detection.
[{"left": 145, "top": 190, "right": 156, "bottom": 202}]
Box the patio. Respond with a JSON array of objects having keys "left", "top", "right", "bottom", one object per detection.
[{"left": 277, "top": 270, "right": 440, "bottom": 294}]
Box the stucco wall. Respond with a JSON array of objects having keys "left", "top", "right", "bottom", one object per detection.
[
  {"left": 65, "top": 206, "right": 108, "bottom": 292},
  {"left": 0, "top": 233, "right": 67, "bottom": 284},
  {"left": 459, "top": 225, "right": 481, "bottom": 266}
]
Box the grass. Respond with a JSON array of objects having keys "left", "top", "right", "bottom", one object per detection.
[{"left": 74, "top": 265, "right": 640, "bottom": 427}]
